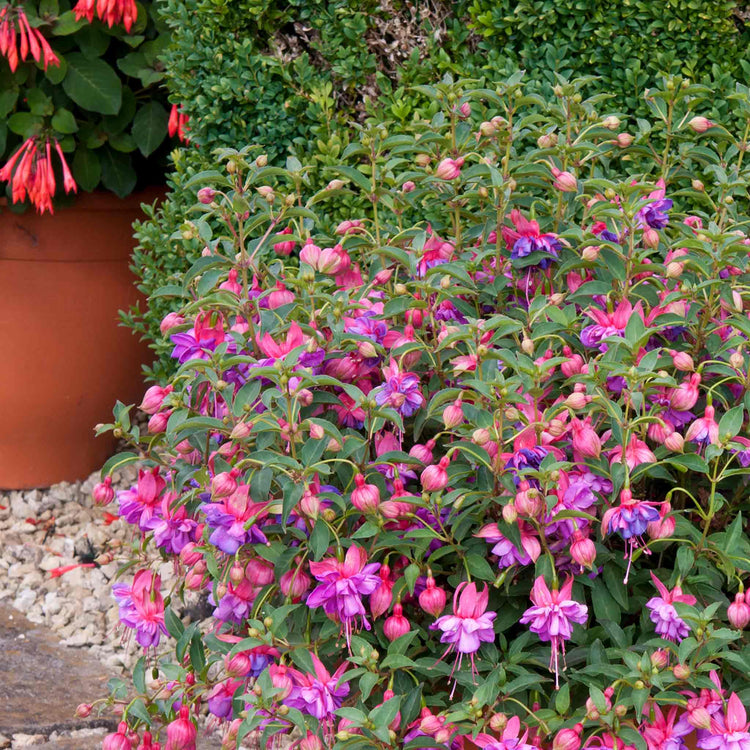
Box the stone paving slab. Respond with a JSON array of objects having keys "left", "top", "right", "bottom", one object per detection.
[{"left": 0, "top": 604, "right": 115, "bottom": 737}]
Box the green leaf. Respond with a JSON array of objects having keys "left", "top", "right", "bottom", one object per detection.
[
  {"left": 51, "top": 108, "right": 78, "bottom": 134},
  {"left": 99, "top": 147, "right": 136, "bottom": 197},
  {"left": 8, "top": 113, "right": 43, "bottom": 138},
  {"left": 335, "top": 165, "right": 372, "bottom": 193},
  {"left": 52, "top": 10, "right": 86, "bottom": 35},
  {"left": 309, "top": 521, "right": 330, "bottom": 560},
  {"left": 127, "top": 698, "right": 151, "bottom": 726},
  {"left": 76, "top": 24, "right": 110, "bottom": 58},
  {"left": 404, "top": 563, "right": 420, "bottom": 595},
  {"left": 719, "top": 405, "right": 745, "bottom": 439},
  {"left": 133, "top": 655, "right": 146, "bottom": 694},
  {"left": 164, "top": 607, "right": 184, "bottom": 640},
  {"left": 591, "top": 578, "right": 621, "bottom": 623},
  {"left": 131, "top": 101, "right": 168, "bottom": 157},
  {"left": 555, "top": 682, "right": 571, "bottom": 714},
  {"left": 63, "top": 53, "right": 122, "bottom": 115},
  {"left": 44, "top": 54, "right": 67, "bottom": 84},
  {"left": 466, "top": 553, "right": 495, "bottom": 581},
  {"left": 72, "top": 147, "right": 102, "bottom": 192},
  {"left": 0, "top": 89, "right": 18, "bottom": 119},
  {"left": 665, "top": 453, "right": 708, "bottom": 474}
]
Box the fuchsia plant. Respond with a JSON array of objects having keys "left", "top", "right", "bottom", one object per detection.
[{"left": 92, "top": 75, "right": 750, "bottom": 748}]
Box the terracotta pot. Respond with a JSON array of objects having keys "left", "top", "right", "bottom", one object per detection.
[{"left": 0, "top": 189, "right": 161, "bottom": 489}]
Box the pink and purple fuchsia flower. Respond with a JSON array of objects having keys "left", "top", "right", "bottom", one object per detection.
[
  {"left": 430, "top": 582, "right": 496, "bottom": 697},
  {"left": 646, "top": 572, "right": 696, "bottom": 643},
  {"left": 520, "top": 576, "right": 588, "bottom": 688},
  {"left": 373, "top": 358, "right": 425, "bottom": 417},
  {"left": 112, "top": 570, "right": 168, "bottom": 649},
  {"left": 306, "top": 545, "right": 381, "bottom": 650}
]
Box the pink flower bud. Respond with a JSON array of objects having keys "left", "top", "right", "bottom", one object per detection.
[
  {"left": 180, "top": 542, "right": 202, "bottom": 566},
  {"left": 229, "top": 563, "right": 245, "bottom": 585},
  {"left": 647, "top": 502, "right": 675, "bottom": 539},
  {"left": 730, "top": 351, "right": 744, "bottom": 370},
  {"left": 409, "top": 439, "right": 435, "bottom": 464},
  {"left": 93, "top": 477, "right": 115, "bottom": 506},
  {"left": 273, "top": 227, "right": 295, "bottom": 256},
  {"left": 299, "top": 732, "right": 324, "bottom": 750},
  {"left": 687, "top": 706, "right": 712, "bottom": 730},
  {"left": 472, "top": 428, "right": 490, "bottom": 445},
  {"left": 224, "top": 651, "right": 252, "bottom": 678},
  {"left": 299, "top": 240, "right": 321, "bottom": 267},
  {"left": 434, "top": 157, "right": 464, "bottom": 180},
  {"left": 553, "top": 725, "right": 582, "bottom": 750},
  {"left": 373, "top": 268, "right": 394, "bottom": 285},
  {"left": 728, "top": 592, "right": 750, "bottom": 630},
  {"left": 669, "top": 350, "right": 694, "bottom": 372},
  {"left": 502, "top": 502, "right": 518, "bottom": 524},
  {"left": 103, "top": 723, "right": 131, "bottom": 750},
  {"left": 230, "top": 421, "right": 252, "bottom": 440},
  {"left": 420, "top": 456, "right": 449, "bottom": 492},
  {"left": 160, "top": 312, "right": 185, "bottom": 336},
  {"left": 650, "top": 649, "right": 669, "bottom": 670},
  {"left": 165, "top": 706, "right": 197, "bottom": 750},
  {"left": 458, "top": 102, "right": 471, "bottom": 118},
  {"left": 270, "top": 664, "right": 293, "bottom": 700},
  {"left": 371, "top": 568, "right": 394, "bottom": 619},
  {"left": 643, "top": 227, "right": 660, "bottom": 249},
  {"left": 581, "top": 245, "right": 600, "bottom": 262},
  {"left": 76, "top": 703, "right": 92, "bottom": 718},
  {"left": 197, "top": 187, "right": 216, "bottom": 204},
  {"left": 351, "top": 473, "right": 380, "bottom": 512},
  {"left": 570, "top": 531, "right": 596, "bottom": 571},
  {"left": 211, "top": 469, "right": 239, "bottom": 498},
  {"left": 148, "top": 410, "right": 172, "bottom": 434},
  {"left": 670, "top": 373, "right": 701, "bottom": 411},
  {"left": 565, "top": 392, "right": 588, "bottom": 410},
  {"left": 515, "top": 483, "right": 543, "bottom": 518},
  {"left": 442, "top": 398, "right": 464, "bottom": 428},
  {"left": 673, "top": 663, "right": 690, "bottom": 680},
  {"left": 267, "top": 282, "right": 294, "bottom": 309},
  {"left": 402, "top": 180, "right": 416, "bottom": 193},
  {"left": 537, "top": 133, "right": 557, "bottom": 149},
  {"left": 688, "top": 116, "right": 714, "bottom": 133},
  {"left": 616, "top": 133, "right": 634, "bottom": 147},
  {"left": 139, "top": 384, "right": 173, "bottom": 415},
  {"left": 244, "top": 558, "right": 274, "bottom": 586},
  {"left": 280, "top": 565, "right": 311, "bottom": 601},
  {"left": 561, "top": 347, "right": 585, "bottom": 377},
  {"left": 299, "top": 490, "right": 321, "bottom": 517},
  {"left": 309, "top": 422, "right": 325, "bottom": 440},
  {"left": 419, "top": 576, "right": 446, "bottom": 617},
  {"left": 570, "top": 417, "right": 601, "bottom": 458},
  {"left": 551, "top": 166, "right": 577, "bottom": 192},
  {"left": 384, "top": 603, "right": 411, "bottom": 641}
]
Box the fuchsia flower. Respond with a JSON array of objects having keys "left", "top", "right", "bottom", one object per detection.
[
  {"left": 609, "top": 434, "right": 657, "bottom": 471},
  {"left": 685, "top": 406, "right": 720, "bottom": 447},
  {"left": 472, "top": 716, "right": 535, "bottom": 750},
  {"left": 73, "top": 0, "right": 138, "bottom": 31},
  {"left": 646, "top": 572, "right": 696, "bottom": 643},
  {"left": 284, "top": 653, "right": 350, "bottom": 722},
  {"left": 502, "top": 208, "right": 561, "bottom": 269},
  {"left": 520, "top": 576, "right": 588, "bottom": 688},
  {"left": 168, "top": 104, "right": 190, "bottom": 143},
  {"left": 118, "top": 466, "right": 166, "bottom": 529},
  {"left": 373, "top": 358, "right": 425, "bottom": 417},
  {"left": 165, "top": 705, "right": 197, "bottom": 750},
  {"left": 306, "top": 546, "right": 381, "bottom": 649},
  {"left": 435, "top": 156, "right": 464, "bottom": 180},
  {"left": 699, "top": 693, "right": 750, "bottom": 750},
  {"left": 112, "top": 570, "right": 168, "bottom": 648},
  {"left": 0, "top": 5, "right": 60, "bottom": 72},
  {"left": 202, "top": 484, "right": 269, "bottom": 554},
  {"left": 580, "top": 298, "right": 639, "bottom": 351},
  {"left": 430, "top": 582, "right": 496, "bottom": 695}
]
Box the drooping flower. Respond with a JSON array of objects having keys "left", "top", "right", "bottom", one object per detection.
[
  {"left": 580, "top": 298, "right": 638, "bottom": 351},
  {"left": 165, "top": 705, "right": 197, "bottom": 750},
  {"left": 112, "top": 570, "right": 168, "bottom": 648},
  {"left": 472, "top": 716, "right": 535, "bottom": 750},
  {"left": 430, "top": 582, "right": 496, "bottom": 695},
  {"left": 0, "top": 136, "right": 76, "bottom": 214},
  {"left": 306, "top": 546, "right": 381, "bottom": 649},
  {"left": 0, "top": 5, "right": 60, "bottom": 71},
  {"left": 646, "top": 572, "right": 696, "bottom": 643},
  {"left": 202, "top": 484, "right": 269, "bottom": 554},
  {"left": 637, "top": 182, "right": 673, "bottom": 230},
  {"left": 73, "top": 0, "right": 138, "bottom": 31},
  {"left": 698, "top": 693, "right": 750, "bottom": 750},
  {"left": 168, "top": 104, "right": 190, "bottom": 143},
  {"left": 685, "top": 406, "right": 720, "bottom": 447},
  {"left": 372, "top": 358, "right": 425, "bottom": 417},
  {"left": 284, "top": 653, "right": 350, "bottom": 722},
  {"left": 520, "top": 576, "right": 588, "bottom": 688},
  {"left": 117, "top": 466, "right": 167, "bottom": 530}
]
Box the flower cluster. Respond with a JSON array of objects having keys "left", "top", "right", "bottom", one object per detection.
[{"left": 92, "top": 77, "right": 750, "bottom": 749}]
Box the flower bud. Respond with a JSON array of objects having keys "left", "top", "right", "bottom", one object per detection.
[
  {"left": 480, "top": 121, "right": 497, "bottom": 137},
  {"left": 551, "top": 167, "right": 577, "bottom": 192},
  {"left": 570, "top": 532, "right": 596, "bottom": 571},
  {"left": 76, "top": 703, "right": 93, "bottom": 718},
  {"left": 730, "top": 351, "right": 744, "bottom": 370},
  {"left": 687, "top": 706, "right": 713, "bottom": 730},
  {"left": 421, "top": 456, "right": 449, "bottom": 492},
  {"left": 670, "top": 350, "right": 694, "bottom": 372},
  {"left": 472, "top": 428, "right": 490, "bottom": 445},
  {"left": 728, "top": 592, "right": 750, "bottom": 630},
  {"left": 299, "top": 732, "right": 324, "bottom": 750},
  {"left": 435, "top": 157, "right": 464, "bottom": 180},
  {"left": 139, "top": 384, "right": 173, "bottom": 415},
  {"left": 565, "top": 392, "right": 588, "bottom": 410},
  {"left": 665, "top": 261, "right": 683, "bottom": 278},
  {"left": 93, "top": 477, "right": 115, "bottom": 506},
  {"left": 502, "top": 502, "right": 518, "bottom": 524},
  {"left": 442, "top": 398, "right": 464, "bottom": 429},
  {"left": 553, "top": 725, "right": 582, "bottom": 750},
  {"left": 650, "top": 649, "right": 669, "bottom": 670},
  {"left": 402, "top": 180, "right": 416, "bottom": 192},
  {"left": 211, "top": 470, "right": 239, "bottom": 498},
  {"left": 197, "top": 187, "right": 216, "bottom": 204},
  {"left": 419, "top": 576, "right": 447, "bottom": 617},
  {"left": 691, "top": 179, "right": 704, "bottom": 192},
  {"left": 643, "top": 227, "right": 660, "bottom": 248},
  {"left": 103, "top": 723, "right": 131, "bottom": 750},
  {"left": 673, "top": 663, "right": 690, "bottom": 680},
  {"left": 148, "top": 410, "right": 171, "bottom": 434},
  {"left": 688, "top": 116, "right": 714, "bottom": 133},
  {"left": 489, "top": 713, "right": 508, "bottom": 732},
  {"left": 165, "top": 706, "right": 197, "bottom": 750},
  {"left": 537, "top": 133, "right": 557, "bottom": 149},
  {"left": 602, "top": 115, "right": 620, "bottom": 130},
  {"left": 616, "top": 132, "right": 634, "bottom": 147},
  {"left": 384, "top": 603, "right": 411, "bottom": 641},
  {"left": 244, "top": 558, "right": 274, "bottom": 586},
  {"left": 581, "top": 245, "right": 600, "bottom": 262},
  {"left": 351, "top": 473, "right": 380, "bottom": 512},
  {"left": 230, "top": 421, "right": 252, "bottom": 440}
]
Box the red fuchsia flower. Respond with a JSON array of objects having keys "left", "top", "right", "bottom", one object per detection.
[
  {"left": 580, "top": 298, "right": 639, "bottom": 351},
  {"left": 520, "top": 576, "right": 588, "bottom": 688},
  {"left": 602, "top": 489, "right": 661, "bottom": 583},
  {"left": 73, "top": 0, "right": 138, "bottom": 31},
  {"left": 609, "top": 434, "right": 657, "bottom": 471},
  {"left": 0, "top": 5, "right": 60, "bottom": 71},
  {"left": 306, "top": 545, "right": 381, "bottom": 650},
  {"left": 373, "top": 358, "right": 425, "bottom": 417},
  {"left": 570, "top": 530, "right": 597, "bottom": 572},
  {"left": 728, "top": 592, "right": 750, "bottom": 630},
  {"left": 164, "top": 705, "right": 197, "bottom": 750},
  {"left": 430, "top": 582, "right": 497, "bottom": 695},
  {"left": 434, "top": 156, "right": 464, "bottom": 180},
  {"left": 112, "top": 570, "right": 168, "bottom": 648},
  {"left": 167, "top": 104, "right": 190, "bottom": 143},
  {"left": 647, "top": 501, "right": 676, "bottom": 540},
  {"left": 685, "top": 405, "right": 720, "bottom": 448},
  {"left": 284, "top": 652, "right": 350, "bottom": 722},
  {"left": 472, "top": 716, "right": 535, "bottom": 750},
  {"left": 0, "top": 136, "right": 76, "bottom": 214},
  {"left": 280, "top": 561, "right": 312, "bottom": 602},
  {"left": 701, "top": 693, "right": 750, "bottom": 749},
  {"left": 646, "top": 572, "right": 696, "bottom": 643},
  {"left": 640, "top": 704, "right": 694, "bottom": 750},
  {"left": 384, "top": 603, "right": 411, "bottom": 641},
  {"left": 137, "top": 730, "right": 160, "bottom": 750}
]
